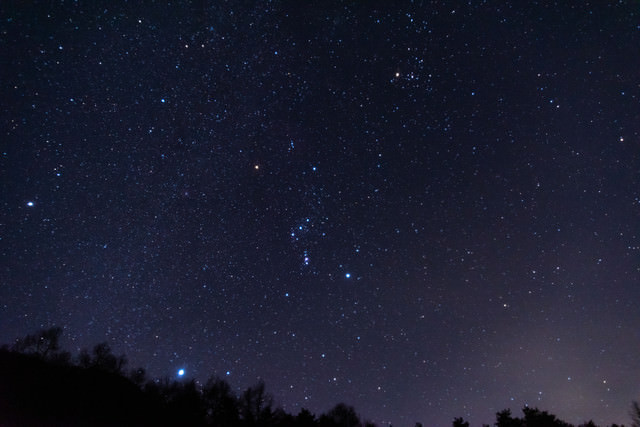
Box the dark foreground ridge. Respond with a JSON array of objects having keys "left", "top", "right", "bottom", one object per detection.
[{"left": 1, "top": 328, "right": 638, "bottom": 427}]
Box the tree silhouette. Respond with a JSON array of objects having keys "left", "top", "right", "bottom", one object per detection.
[
  {"left": 493, "top": 407, "right": 580, "bottom": 427},
  {"left": 78, "top": 342, "right": 127, "bottom": 374},
  {"left": 11, "top": 326, "right": 64, "bottom": 359},
  {"left": 203, "top": 376, "right": 240, "bottom": 426},
  {"left": 453, "top": 417, "right": 469, "bottom": 427},
  {"left": 130, "top": 366, "right": 147, "bottom": 386},
  {"left": 271, "top": 407, "right": 297, "bottom": 426},
  {"left": 319, "top": 403, "right": 361, "bottom": 427},
  {"left": 496, "top": 409, "right": 523, "bottom": 427},
  {"left": 632, "top": 400, "right": 640, "bottom": 427},
  {"left": 167, "top": 378, "right": 206, "bottom": 425},
  {"left": 239, "top": 379, "right": 274, "bottom": 426},
  {"left": 295, "top": 408, "right": 317, "bottom": 427},
  {"left": 522, "top": 406, "right": 571, "bottom": 427}
]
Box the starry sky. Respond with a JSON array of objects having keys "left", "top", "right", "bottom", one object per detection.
[{"left": 1, "top": 1, "right": 639, "bottom": 425}]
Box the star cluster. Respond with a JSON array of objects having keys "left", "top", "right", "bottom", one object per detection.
[{"left": 1, "top": 2, "right": 639, "bottom": 425}]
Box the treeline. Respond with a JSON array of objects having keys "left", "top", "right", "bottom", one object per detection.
[
  {"left": 0, "top": 327, "right": 373, "bottom": 426},
  {"left": 452, "top": 405, "right": 637, "bottom": 427},
  {"left": 1, "top": 327, "right": 638, "bottom": 427}
]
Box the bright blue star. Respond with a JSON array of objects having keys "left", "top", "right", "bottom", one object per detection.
[{"left": 178, "top": 369, "right": 185, "bottom": 376}]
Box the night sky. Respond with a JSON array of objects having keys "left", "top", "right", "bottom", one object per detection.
[{"left": 1, "top": 1, "right": 639, "bottom": 425}]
